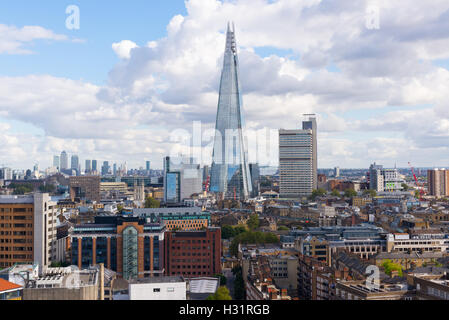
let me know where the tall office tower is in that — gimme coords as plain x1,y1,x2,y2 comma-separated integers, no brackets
102,161,110,176
53,156,60,170
71,155,79,175
249,163,260,197
279,116,317,199
210,23,252,201
60,151,68,170
0,168,13,180
164,157,203,204
85,160,92,174
369,163,384,192
334,167,340,178
302,115,318,190
0,193,58,269
92,160,98,173
428,169,449,197
113,163,117,176
146,161,151,172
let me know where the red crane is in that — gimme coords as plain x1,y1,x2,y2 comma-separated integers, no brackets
408,162,425,200
203,175,210,192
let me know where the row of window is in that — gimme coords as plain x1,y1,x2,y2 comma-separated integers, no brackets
170,271,209,276
171,247,211,251
0,224,34,228
0,208,32,213
171,252,210,257
172,264,210,269
0,216,33,220
0,231,31,236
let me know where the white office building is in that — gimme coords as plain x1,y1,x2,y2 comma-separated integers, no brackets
279,117,317,199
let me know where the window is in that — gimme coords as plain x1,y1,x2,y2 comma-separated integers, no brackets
167,287,175,292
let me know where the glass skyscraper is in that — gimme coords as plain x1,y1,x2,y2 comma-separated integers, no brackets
210,23,252,200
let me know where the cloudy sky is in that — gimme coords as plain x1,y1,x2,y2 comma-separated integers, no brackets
0,0,449,171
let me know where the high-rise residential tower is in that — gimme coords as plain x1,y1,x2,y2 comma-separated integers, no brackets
85,160,92,174
53,156,60,170
279,116,318,199
210,23,252,201
60,151,68,170
427,169,449,197
71,155,79,174
92,160,98,173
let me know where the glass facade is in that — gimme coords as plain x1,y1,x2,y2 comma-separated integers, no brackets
122,226,138,280
81,238,93,268
153,236,160,271
166,172,180,203
96,237,108,265
110,237,117,271
210,23,252,200
71,238,78,266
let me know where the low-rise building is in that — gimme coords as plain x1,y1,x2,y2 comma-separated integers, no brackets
407,271,449,300
128,276,186,300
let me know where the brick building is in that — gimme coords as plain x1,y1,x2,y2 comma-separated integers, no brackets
0,193,58,269
69,176,101,203
164,228,221,278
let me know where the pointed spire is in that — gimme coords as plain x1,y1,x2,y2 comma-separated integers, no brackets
225,21,237,55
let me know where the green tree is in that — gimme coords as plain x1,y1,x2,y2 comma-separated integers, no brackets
222,225,247,239
207,286,232,300
214,274,227,286
277,226,289,231
344,189,357,198
414,190,421,199
331,189,341,197
39,184,56,193
229,231,279,257
310,188,327,201
363,189,377,197
382,259,403,277
144,197,160,208
247,214,260,231
232,266,245,300
401,183,409,191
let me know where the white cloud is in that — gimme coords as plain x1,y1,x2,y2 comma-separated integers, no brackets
112,40,139,59
2,0,449,169
0,24,69,54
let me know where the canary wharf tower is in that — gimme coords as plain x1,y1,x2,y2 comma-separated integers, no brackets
210,23,252,200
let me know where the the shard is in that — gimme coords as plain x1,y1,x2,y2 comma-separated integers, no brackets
210,23,252,200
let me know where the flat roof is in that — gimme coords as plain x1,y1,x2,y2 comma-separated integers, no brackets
129,276,184,284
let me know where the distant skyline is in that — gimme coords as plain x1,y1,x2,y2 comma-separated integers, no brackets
1,1,449,170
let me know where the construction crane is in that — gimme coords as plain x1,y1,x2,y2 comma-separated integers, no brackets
408,162,425,200
203,175,210,192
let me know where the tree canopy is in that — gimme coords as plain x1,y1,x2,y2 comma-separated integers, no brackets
229,231,279,257
247,214,260,231
382,259,403,277
207,286,232,300
363,189,377,197
310,188,327,201
331,189,341,197
221,225,247,240
344,189,358,198
144,197,160,208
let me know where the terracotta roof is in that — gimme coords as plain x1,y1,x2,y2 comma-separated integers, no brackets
0,278,22,292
